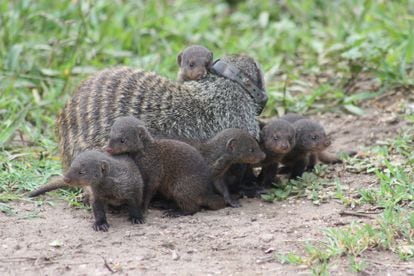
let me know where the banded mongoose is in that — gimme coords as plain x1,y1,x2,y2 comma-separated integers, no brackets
255,119,296,187
29,55,267,198
62,150,144,231
106,116,226,217
177,45,213,82
281,119,332,179
280,113,342,168
185,128,266,207
58,54,266,172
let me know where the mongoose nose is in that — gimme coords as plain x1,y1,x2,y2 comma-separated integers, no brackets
281,144,288,150
105,147,113,154
63,177,71,183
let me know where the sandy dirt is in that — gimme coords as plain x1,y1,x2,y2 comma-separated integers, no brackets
1,107,413,275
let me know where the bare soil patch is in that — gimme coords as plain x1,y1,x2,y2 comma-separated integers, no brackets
1,108,413,275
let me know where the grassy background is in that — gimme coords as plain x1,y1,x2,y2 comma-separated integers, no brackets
1,0,413,273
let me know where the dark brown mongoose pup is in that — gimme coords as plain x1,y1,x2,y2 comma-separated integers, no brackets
31,55,267,198
61,150,144,231
185,128,266,207
255,119,296,187
177,45,213,82
281,119,332,179
280,113,342,168
106,116,226,217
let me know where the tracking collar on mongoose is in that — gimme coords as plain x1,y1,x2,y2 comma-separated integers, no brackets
211,59,267,112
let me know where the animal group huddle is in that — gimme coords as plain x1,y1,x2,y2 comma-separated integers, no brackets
29,45,341,231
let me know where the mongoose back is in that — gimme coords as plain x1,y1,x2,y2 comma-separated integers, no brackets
177,45,213,82
106,116,226,217
256,119,296,187
58,54,266,171
186,128,265,207
61,150,144,231
281,119,331,179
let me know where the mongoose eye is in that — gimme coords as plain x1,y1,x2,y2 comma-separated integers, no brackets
273,136,279,141
78,170,84,175
120,138,126,144
311,135,319,140
189,62,195,68
250,148,254,153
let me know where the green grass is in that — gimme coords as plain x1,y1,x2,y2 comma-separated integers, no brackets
1,0,413,273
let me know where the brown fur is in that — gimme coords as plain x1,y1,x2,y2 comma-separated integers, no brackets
60,150,145,231
106,116,226,217
181,128,265,207
177,45,213,82
281,119,331,179
255,119,296,187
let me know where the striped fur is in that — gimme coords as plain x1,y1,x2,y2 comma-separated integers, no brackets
58,55,265,170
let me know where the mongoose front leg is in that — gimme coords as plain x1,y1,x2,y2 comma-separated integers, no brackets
92,198,110,232
214,179,241,208
289,159,307,180
259,163,279,188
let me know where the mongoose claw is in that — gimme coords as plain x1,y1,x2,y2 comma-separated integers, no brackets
130,216,145,224
93,221,110,232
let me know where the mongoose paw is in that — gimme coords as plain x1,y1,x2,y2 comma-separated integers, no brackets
227,199,242,208
130,216,145,224
93,221,110,232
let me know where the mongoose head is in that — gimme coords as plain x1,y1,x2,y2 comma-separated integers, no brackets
177,45,213,81
293,119,331,152
215,129,266,164
107,116,153,155
64,150,110,186
261,119,296,154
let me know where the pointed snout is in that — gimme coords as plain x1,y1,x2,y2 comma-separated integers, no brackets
105,147,113,154
63,177,71,184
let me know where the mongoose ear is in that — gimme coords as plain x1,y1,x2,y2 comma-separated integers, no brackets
101,160,109,175
177,52,183,66
226,138,237,153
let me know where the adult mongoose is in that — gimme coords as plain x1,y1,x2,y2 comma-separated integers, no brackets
62,150,144,231
177,45,213,82
281,119,332,179
182,128,266,207
106,116,226,217
255,119,296,187
29,54,267,197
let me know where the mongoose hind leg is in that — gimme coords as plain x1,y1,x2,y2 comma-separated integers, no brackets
127,198,145,224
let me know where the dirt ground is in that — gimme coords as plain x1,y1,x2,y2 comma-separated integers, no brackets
1,106,413,275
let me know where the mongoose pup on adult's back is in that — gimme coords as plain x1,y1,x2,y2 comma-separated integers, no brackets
62,150,144,231
190,128,265,207
255,119,296,187
106,116,226,217
281,119,331,179
177,45,213,82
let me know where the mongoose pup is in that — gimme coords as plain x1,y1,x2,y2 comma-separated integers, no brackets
280,113,342,168
62,150,144,231
177,45,213,82
191,128,266,207
32,55,267,198
255,119,296,187
106,116,226,217
281,119,331,179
